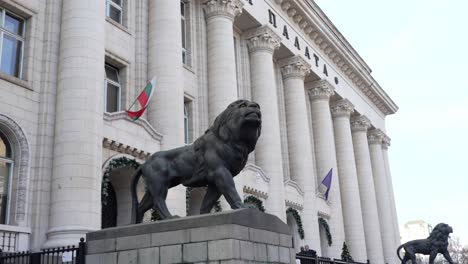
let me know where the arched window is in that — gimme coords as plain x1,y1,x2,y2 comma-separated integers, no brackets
0,131,13,224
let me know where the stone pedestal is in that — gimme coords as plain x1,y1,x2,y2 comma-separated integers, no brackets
86,209,296,264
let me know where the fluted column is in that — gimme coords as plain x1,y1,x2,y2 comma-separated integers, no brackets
382,135,401,249
308,80,345,258
350,116,384,263
204,0,243,122
45,0,105,247
279,56,320,251
368,129,396,264
147,0,186,216
246,26,286,221
331,100,367,262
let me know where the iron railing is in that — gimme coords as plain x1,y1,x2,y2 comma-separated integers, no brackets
0,238,85,264
296,254,370,264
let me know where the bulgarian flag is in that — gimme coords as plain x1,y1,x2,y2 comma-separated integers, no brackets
126,76,156,121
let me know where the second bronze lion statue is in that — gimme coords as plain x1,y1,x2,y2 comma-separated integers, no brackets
130,99,262,223
397,223,455,264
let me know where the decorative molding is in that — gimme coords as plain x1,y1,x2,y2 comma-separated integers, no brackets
102,137,151,160
308,79,334,101
279,55,311,80
243,163,271,183
0,114,30,223
271,0,398,116
331,98,354,118
284,179,304,196
245,25,281,54
350,115,371,132
243,185,268,199
103,111,163,141
203,0,243,21
285,200,303,211
367,128,384,145
382,134,391,150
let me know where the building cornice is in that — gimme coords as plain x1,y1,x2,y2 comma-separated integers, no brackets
103,111,163,141
271,0,398,116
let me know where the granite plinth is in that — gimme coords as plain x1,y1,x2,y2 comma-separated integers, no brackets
86,208,296,264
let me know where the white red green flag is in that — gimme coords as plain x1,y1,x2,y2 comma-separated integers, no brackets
126,76,156,121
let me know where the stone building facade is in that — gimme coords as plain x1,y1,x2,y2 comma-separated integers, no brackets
0,0,399,263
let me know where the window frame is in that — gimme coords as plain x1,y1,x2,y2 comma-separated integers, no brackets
0,8,25,79
0,133,14,225
184,103,190,144
105,0,123,25
181,0,188,65
104,64,122,113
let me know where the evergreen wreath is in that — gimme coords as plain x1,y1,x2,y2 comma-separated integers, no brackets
340,241,354,262
243,195,265,212
286,208,305,239
102,156,140,205
319,217,333,246
186,187,192,215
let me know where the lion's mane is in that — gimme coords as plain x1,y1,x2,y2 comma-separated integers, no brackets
191,100,261,178
428,223,452,249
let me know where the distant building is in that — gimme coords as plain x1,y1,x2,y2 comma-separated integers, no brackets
401,220,433,243
0,0,399,263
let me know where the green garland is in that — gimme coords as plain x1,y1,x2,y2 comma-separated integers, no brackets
213,200,222,212
186,187,192,215
286,208,304,239
102,156,140,205
319,217,332,246
243,195,265,212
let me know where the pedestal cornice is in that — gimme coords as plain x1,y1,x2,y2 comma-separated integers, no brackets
350,115,371,132
331,99,354,118
368,128,384,145
308,79,334,101
203,0,244,21
279,55,311,80
245,25,281,53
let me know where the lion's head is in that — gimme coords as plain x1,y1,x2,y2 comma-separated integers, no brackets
428,223,453,249
210,99,262,152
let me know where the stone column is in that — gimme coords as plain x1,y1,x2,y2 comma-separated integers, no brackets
246,26,286,221
147,0,186,216
204,0,243,122
350,116,384,263
45,0,106,248
368,129,396,264
331,99,367,262
308,80,345,258
382,135,401,249
279,56,320,252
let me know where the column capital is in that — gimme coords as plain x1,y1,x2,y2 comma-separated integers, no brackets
368,128,384,145
245,25,281,53
203,0,244,21
279,55,311,80
331,99,354,118
382,134,391,149
350,115,371,132
308,79,335,101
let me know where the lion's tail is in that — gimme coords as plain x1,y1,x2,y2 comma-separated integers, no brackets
130,167,142,225
396,244,404,262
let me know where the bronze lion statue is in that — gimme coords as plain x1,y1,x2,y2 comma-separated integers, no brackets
130,99,262,223
397,223,455,264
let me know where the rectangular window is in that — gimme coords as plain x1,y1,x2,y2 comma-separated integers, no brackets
104,64,121,113
106,0,123,24
181,1,187,65
184,101,190,144
0,9,25,78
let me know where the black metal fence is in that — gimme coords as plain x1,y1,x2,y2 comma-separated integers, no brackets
296,254,370,264
0,238,85,264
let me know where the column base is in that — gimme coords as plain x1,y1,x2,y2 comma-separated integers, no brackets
43,226,96,249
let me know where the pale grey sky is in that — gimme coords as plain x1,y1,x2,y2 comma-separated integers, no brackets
314,0,468,244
